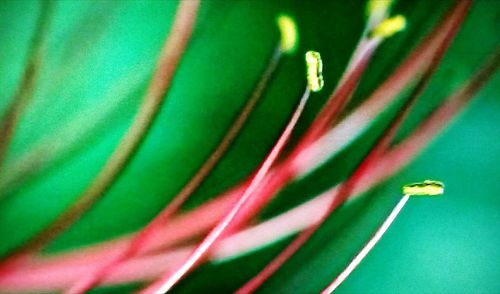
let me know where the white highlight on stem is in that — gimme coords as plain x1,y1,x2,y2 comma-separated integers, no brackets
321,195,410,294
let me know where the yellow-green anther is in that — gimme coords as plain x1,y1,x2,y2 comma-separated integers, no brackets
371,15,406,38
305,51,324,92
402,180,445,196
277,15,298,54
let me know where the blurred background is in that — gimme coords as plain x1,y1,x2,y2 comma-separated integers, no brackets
0,0,498,293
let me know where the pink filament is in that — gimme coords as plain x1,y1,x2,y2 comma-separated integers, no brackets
140,89,311,293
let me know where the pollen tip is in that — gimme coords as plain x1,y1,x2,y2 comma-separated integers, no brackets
305,51,324,92
277,14,298,54
371,15,407,38
402,180,444,196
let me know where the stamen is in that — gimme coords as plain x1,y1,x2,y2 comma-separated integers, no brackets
321,180,444,293
277,15,298,54
291,20,437,176
139,62,314,293
219,45,499,260
296,40,378,152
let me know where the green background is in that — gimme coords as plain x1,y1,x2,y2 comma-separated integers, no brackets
0,0,498,293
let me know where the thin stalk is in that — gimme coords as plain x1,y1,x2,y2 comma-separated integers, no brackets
140,88,311,294
66,45,283,294
0,0,200,269
321,195,410,294
0,1,53,172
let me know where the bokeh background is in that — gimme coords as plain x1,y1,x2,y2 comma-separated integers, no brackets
0,0,498,293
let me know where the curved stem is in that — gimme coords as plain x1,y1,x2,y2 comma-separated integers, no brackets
296,39,379,153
